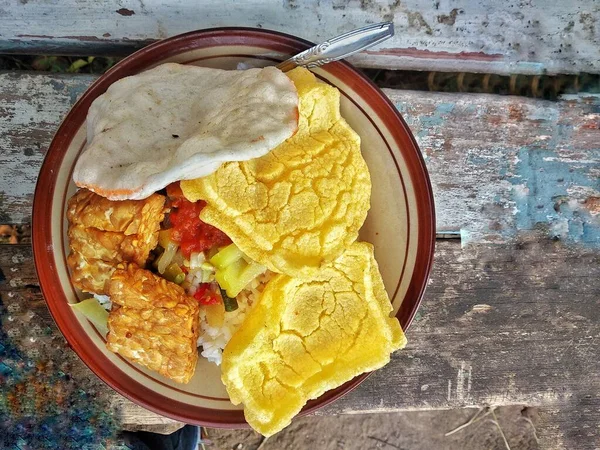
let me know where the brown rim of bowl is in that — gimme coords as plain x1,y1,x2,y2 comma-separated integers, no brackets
32,27,435,428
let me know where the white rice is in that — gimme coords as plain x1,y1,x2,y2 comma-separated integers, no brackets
193,271,274,365
196,296,251,365
95,249,274,366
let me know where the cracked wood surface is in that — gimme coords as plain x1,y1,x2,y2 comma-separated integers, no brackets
1,239,598,447
0,0,599,75
2,73,598,245
0,72,599,447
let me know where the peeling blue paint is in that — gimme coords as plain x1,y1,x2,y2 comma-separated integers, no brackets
466,154,489,165
416,102,455,139
510,146,600,247
394,101,408,115
49,76,93,105
394,93,599,248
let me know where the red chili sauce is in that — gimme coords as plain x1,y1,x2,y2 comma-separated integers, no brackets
166,183,231,259
193,283,221,305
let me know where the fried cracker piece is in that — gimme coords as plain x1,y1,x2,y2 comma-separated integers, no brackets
182,67,371,279
106,264,199,384
66,189,166,294
221,242,406,436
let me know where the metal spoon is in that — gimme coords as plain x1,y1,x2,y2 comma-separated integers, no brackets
276,22,394,72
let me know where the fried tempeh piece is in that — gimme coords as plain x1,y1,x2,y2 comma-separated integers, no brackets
106,264,200,384
66,189,166,295
68,225,149,267
67,252,115,295
67,189,165,235
109,261,196,310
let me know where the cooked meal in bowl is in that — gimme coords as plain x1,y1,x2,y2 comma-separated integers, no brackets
66,64,406,436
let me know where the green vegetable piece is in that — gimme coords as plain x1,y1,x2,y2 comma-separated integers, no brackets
219,287,239,312
71,298,109,336
210,243,244,270
157,242,178,274
158,229,173,249
163,262,185,284
215,259,266,298
215,258,245,297
239,262,267,288
67,58,90,73
200,261,214,271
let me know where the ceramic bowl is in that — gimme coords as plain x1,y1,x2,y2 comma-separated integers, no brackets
32,27,435,427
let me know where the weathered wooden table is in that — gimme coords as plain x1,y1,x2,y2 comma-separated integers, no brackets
1,2,599,449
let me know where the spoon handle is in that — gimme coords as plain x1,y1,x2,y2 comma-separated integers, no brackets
276,22,394,72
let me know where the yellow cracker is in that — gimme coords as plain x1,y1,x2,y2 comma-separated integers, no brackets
182,68,371,278
221,242,405,436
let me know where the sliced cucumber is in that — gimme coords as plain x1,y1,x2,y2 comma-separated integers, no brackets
71,298,109,336
215,259,266,298
215,258,245,297
210,243,244,270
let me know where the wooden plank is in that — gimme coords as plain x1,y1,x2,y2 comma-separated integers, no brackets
0,72,95,224
0,72,599,446
206,406,541,449
1,72,599,244
324,237,600,415
110,396,186,434
1,238,599,447
384,89,600,248
0,243,184,435
0,0,599,75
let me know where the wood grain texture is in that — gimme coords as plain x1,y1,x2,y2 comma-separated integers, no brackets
1,72,599,244
1,239,598,447
0,72,95,224
385,89,600,247
0,0,599,75
324,237,599,444
110,396,186,435
1,72,599,446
